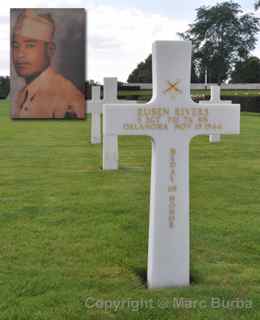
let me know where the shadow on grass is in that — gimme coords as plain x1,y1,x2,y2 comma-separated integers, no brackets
133,267,201,288
190,269,203,285
133,267,147,287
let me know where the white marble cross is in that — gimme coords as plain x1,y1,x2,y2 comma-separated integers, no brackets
199,85,232,143
87,85,102,144
87,78,117,144
103,41,240,289
87,78,137,145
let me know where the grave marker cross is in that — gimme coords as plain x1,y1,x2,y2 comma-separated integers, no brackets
87,78,137,145
88,86,102,144
103,41,240,288
87,78,118,144
200,85,232,143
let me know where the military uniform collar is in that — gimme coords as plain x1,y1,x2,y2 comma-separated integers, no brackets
23,66,54,99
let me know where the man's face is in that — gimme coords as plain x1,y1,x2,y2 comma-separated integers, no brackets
12,34,50,78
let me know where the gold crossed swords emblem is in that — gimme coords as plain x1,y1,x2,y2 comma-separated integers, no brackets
164,80,182,95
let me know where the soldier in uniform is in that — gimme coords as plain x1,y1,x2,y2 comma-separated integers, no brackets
12,10,85,119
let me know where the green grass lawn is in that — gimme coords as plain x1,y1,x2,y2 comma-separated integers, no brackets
0,100,260,319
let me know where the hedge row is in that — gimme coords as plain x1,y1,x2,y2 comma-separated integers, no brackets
2,93,260,113
120,94,260,113
197,95,260,112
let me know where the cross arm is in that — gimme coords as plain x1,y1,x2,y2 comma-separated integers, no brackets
175,102,241,139
87,100,103,113
194,103,240,136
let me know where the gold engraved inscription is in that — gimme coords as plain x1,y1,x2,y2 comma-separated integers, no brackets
123,123,168,130
123,107,170,131
122,107,223,131
173,107,222,131
168,148,177,229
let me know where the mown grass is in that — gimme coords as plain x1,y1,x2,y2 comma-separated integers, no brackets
0,100,259,319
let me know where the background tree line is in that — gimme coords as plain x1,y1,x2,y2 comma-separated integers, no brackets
127,2,260,84
0,76,10,99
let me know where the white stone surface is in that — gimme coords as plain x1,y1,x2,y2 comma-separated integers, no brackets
87,86,102,144
87,78,137,145
103,41,240,289
86,78,117,144
104,77,118,103
200,85,232,143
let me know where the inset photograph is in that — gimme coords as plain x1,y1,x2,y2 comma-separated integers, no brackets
10,8,86,119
